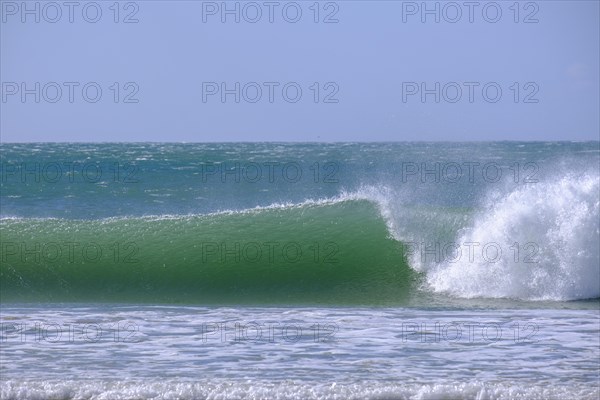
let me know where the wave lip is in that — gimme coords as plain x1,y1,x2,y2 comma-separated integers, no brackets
422,174,600,301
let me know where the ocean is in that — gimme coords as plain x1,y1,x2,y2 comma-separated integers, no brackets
0,142,599,399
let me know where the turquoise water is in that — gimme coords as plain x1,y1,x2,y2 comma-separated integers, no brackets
1,142,599,399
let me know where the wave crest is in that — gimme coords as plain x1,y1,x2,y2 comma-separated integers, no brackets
420,174,600,301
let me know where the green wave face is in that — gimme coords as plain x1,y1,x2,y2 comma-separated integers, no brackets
0,200,413,305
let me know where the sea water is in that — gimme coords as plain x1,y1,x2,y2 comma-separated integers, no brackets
1,142,599,399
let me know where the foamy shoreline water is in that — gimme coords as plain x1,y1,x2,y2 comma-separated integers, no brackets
1,306,598,399
2,379,598,400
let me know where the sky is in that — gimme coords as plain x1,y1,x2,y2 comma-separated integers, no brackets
0,0,599,142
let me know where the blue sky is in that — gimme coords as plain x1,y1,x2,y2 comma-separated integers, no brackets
1,0,598,142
